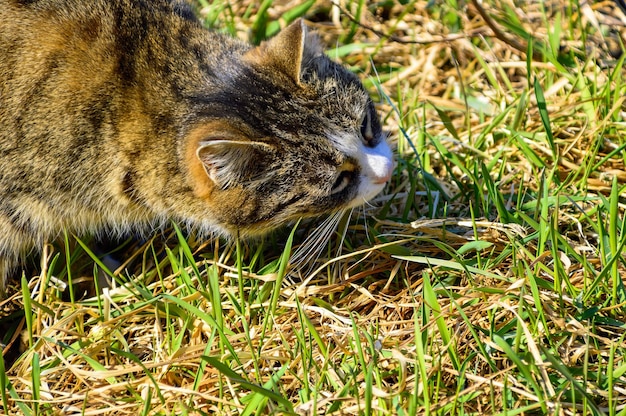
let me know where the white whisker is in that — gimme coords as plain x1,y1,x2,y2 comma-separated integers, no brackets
358,204,371,244
290,214,335,264
288,210,346,281
334,208,352,258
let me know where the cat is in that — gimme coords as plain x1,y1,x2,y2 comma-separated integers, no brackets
0,0,393,295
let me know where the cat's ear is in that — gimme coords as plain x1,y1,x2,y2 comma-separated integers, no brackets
196,139,273,189
245,19,323,84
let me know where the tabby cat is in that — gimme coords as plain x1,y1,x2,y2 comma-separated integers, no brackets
0,0,393,294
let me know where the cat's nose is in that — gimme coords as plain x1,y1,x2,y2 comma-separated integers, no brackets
373,162,393,184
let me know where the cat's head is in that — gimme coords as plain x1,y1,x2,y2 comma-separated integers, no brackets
185,19,393,237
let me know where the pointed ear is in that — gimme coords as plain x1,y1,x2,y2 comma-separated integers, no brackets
245,19,321,84
197,139,273,189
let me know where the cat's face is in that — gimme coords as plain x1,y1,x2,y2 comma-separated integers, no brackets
185,20,393,237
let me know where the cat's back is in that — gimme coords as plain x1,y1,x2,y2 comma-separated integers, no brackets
0,0,247,137
0,0,136,196
1,0,121,59
0,0,205,94
0,0,115,107
0,0,239,231
0,0,241,162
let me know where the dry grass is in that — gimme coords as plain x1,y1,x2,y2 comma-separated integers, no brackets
2,0,626,414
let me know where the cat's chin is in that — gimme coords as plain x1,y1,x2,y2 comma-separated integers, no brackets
346,182,387,209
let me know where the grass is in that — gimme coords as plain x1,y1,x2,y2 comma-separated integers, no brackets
2,0,626,414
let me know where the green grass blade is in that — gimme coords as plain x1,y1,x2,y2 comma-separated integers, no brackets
201,356,293,411
533,77,557,158
30,352,40,414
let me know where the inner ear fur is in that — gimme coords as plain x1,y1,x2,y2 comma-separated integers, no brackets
197,139,273,189
184,122,274,195
244,19,323,85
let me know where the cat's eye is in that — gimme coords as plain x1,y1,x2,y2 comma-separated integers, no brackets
331,170,351,195
360,108,375,146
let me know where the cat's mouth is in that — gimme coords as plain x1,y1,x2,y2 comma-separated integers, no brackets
352,158,393,207
348,182,387,209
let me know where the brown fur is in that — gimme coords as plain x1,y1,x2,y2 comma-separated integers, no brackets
0,0,393,293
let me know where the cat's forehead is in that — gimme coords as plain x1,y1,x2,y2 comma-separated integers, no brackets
270,59,376,153
303,58,370,105
191,52,374,155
